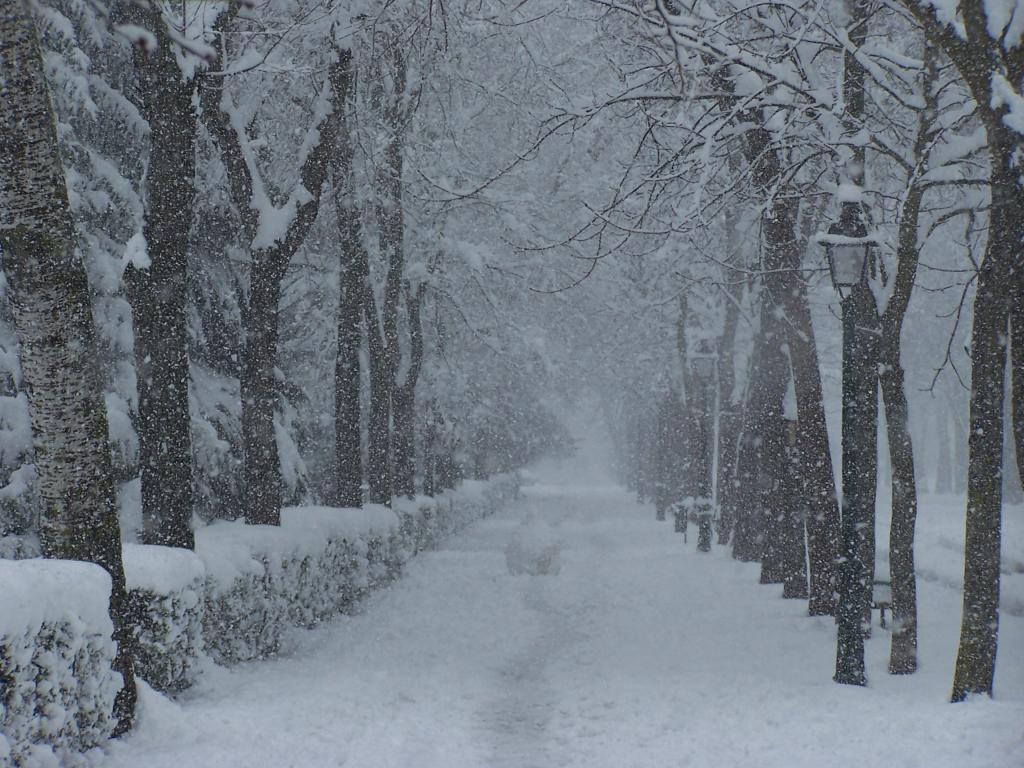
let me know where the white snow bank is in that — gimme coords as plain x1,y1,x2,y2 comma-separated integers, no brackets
123,543,205,594
0,559,122,764
0,558,112,637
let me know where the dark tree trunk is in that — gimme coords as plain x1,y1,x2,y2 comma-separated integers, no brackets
334,255,364,508
759,411,787,585
782,280,840,616
951,128,1021,701
240,260,284,525
834,282,880,686
365,309,393,505
951,263,1009,701
781,421,809,599
877,46,935,671
393,285,425,499
126,15,197,548
329,50,363,509
732,339,768,562
735,100,838,611
0,0,136,729
714,274,744,545
362,40,409,508
1012,285,1024,490
880,351,918,673
392,386,416,498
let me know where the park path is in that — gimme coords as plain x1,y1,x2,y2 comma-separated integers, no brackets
98,454,1024,768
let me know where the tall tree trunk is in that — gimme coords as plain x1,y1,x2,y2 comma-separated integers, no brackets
736,97,839,611
951,126,1022,700
125,13,197,548
334,245,364,509
0,0,136,729
780,277,840,615
781,420,809,598
880,352,918,672
392,387,416,498
732,338,767,562
364,288,392,506
363,39,408,507
392,285,425,499
240,259,284,525
714,276,744,545
330,50,364,509
877,42,936,672
757,197,803,586
1012,284,1024,488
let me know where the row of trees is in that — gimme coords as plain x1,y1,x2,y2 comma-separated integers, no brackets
538,0,1020,701
1,0,572,733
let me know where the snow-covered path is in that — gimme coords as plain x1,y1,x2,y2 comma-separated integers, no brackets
99,459,1024,768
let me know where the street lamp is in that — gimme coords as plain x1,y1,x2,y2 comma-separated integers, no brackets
821,200,880,687
688,340,719,553
824,201,872,295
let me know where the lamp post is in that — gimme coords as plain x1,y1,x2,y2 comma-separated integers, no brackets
689,342,719,553
822,200,879,687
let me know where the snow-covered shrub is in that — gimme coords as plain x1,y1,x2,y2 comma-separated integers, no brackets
195,505,403,664
505,510,562,576
0,560,122,765
122,545,206,694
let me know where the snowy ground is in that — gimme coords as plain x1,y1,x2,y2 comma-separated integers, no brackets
96,458,1024,768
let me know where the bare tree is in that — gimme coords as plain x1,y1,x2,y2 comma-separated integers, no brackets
897,0,1024,701
200,9,350,525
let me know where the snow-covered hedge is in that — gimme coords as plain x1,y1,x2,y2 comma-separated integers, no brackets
197,505,402,665
0,560,122,766
123,545,206,694
0,474,520,759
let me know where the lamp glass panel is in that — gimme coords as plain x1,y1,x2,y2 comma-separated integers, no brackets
830,243,867,286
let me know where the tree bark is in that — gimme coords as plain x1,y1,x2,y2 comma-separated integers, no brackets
125,11,198,548
735,97,839,612
714,275,744,545
393,285,425,499
240,259,284,525
329,50,364,509
363,40,409,507
1012,283,1024,490
0,0,136,730
951,126,1021,700
876,40,937,673
364,287,393,506
781,421,809,598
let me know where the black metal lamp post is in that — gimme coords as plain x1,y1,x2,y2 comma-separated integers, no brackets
689,343,718,553
823,200,879,687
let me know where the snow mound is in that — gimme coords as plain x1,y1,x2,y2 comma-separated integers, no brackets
505,513,562,576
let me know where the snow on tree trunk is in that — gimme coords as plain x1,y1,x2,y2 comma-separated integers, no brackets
0,0,136,730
